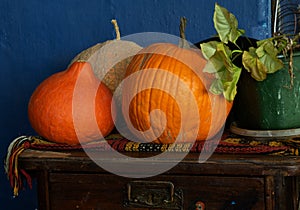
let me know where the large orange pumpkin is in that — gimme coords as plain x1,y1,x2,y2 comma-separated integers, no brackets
122,43,232,144
28,61,115,145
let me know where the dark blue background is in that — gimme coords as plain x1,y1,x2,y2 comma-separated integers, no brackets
0,0,271,209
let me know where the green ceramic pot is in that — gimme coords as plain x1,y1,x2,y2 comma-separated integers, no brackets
233,51,300,130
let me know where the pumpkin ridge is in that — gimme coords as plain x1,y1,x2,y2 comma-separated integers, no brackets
140,50,178,141
158,56,180,141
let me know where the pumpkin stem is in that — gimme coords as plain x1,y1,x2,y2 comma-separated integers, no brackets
179,17,189,48
111,19,121,40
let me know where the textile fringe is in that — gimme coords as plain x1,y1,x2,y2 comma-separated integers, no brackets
5,136,33,196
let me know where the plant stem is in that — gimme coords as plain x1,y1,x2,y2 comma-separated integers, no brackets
288,48,294,88
111,19,121,40
179,17,189,48
232,49,243,54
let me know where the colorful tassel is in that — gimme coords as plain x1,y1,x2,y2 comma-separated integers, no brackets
5,136,33,196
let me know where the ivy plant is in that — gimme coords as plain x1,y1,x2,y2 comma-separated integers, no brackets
200,3,300,102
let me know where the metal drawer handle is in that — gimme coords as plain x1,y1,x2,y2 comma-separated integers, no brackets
124,180,183,209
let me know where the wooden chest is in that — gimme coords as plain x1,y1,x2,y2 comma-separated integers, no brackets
19,150,300,210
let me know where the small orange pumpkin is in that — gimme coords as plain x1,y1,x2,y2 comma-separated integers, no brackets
28,61,115,145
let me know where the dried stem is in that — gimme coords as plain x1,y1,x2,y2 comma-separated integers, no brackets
288,48,294,88
111,19,121,40
179,17,189,48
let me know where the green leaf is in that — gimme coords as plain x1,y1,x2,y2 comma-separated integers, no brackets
213,3,245,44
200,41,218,59
210,43,231,69
258,54,283,74
242,49,267,81
206,51,242,101
223,66,242,101
201,42,231,73
203,60,218,74
201,40,242,101
256,40,283,73
256,39,278,57
213,63,241,101
209,49,229,72
209,79,224,95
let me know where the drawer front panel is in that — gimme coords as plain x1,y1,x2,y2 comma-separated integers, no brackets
48,173,264,210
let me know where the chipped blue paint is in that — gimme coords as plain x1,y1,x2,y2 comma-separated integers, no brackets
252,0,272,39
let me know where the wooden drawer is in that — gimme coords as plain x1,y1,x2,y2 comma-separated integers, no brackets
48,173,265,210
20,150,300,209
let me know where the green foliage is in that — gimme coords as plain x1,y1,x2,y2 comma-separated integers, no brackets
213,3,244,44
200,3,298,101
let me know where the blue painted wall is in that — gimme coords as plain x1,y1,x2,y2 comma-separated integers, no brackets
0,0,271,209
